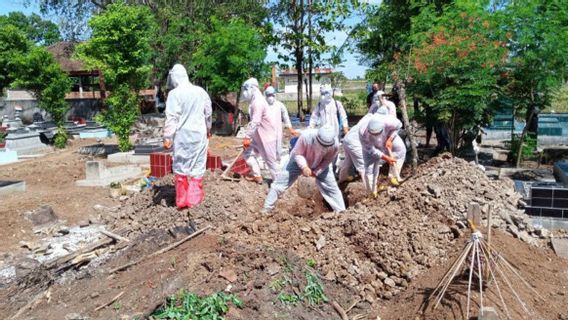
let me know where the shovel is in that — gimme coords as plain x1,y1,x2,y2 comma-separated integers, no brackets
221,149,244,181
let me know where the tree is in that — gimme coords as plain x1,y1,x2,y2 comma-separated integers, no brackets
191,17,267,96
0,25,30,94
270,0,362,118
76,2,156,151
12,46,72,147
0,12,61,45
404,2,507,153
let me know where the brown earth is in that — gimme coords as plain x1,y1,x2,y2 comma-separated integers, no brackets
0,136,567,320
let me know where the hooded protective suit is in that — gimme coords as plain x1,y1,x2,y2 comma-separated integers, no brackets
309,87,348,136
338,114,373,183
265,86,293,157
368,91,397,116
164,64,212,178
263,128,345,212
163,64,212,209
243,79,282,179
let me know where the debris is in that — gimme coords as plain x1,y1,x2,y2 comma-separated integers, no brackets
100,230,130,243
331,301,349,320
551,239,568,259
108,226,211,274
219,269,238,283
94,291,124,312
24,205,58,226
315,235,326,251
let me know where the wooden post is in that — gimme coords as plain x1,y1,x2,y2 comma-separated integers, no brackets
397,82,418,174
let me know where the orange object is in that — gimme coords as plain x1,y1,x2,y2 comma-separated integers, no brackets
385,136,394,150
242,137,251,149
163,139,172,150
381,154,397,165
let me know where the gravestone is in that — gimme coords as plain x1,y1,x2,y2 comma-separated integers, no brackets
76,160,142,187
4,127,51,155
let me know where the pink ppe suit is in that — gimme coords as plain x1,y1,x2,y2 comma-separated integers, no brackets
338,114,373,183
244,89,282,179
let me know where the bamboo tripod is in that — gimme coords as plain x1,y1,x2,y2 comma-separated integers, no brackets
426,204,543,319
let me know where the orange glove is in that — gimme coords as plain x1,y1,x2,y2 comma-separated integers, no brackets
163,138,172,150
385,136,394,151
302,167,312,177
289,128,299,136
207,130,212,139
342,127,349,135
243,137,251,149
381,154,397,165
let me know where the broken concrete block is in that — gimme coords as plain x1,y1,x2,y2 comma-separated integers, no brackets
478,306,498,320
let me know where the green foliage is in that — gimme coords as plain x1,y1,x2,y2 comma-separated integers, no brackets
394,2,507,152
0,131,6,143
191,17,267,96
95,85,139,151
550,86,568,113
152,290,243,320
507,133,537,163
303,272,328,305
13,46,72,127
0,12,61,45
498,0,568,121
0,24,30,94
306,258,316,268
53,127,68,149
77,3,156,152
335,93,366,115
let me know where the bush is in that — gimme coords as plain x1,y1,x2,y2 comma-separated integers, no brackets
506,133,537,162
53,127,68,149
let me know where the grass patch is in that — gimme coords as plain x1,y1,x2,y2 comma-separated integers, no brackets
151,290,242,320
269,258,329,306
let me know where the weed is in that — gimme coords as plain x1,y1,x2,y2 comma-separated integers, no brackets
112,302,121,311
170,256,176,269
152,290,242,320
303,272,328,305
277,292,302,305
306,258,316,268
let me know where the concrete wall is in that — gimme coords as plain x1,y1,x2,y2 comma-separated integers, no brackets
1,91,101,124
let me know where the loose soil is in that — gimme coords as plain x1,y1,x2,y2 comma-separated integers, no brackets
0,136,567,320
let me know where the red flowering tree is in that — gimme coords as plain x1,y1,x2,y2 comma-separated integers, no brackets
405,2,508,152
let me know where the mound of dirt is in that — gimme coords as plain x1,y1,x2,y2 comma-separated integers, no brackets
100,154,542,305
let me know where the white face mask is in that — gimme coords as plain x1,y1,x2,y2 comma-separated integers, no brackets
266,96,275,105
321,92,331,104
242,86,254,101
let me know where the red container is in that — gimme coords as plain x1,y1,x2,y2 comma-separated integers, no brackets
231,157,250,176
150,152,173,177
206,153,223,172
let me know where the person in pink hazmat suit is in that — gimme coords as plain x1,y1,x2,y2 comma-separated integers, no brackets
241,78,282,184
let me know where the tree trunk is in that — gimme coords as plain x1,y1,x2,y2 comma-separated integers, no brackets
296,50,304,121
516,108,536,168
397,82,418,174
307,0,313,113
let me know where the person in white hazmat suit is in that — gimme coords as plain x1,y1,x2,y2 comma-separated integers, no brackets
359,115,398,198
163,64,212,209
374,108,406,186
368,90,397,116
262,126,346,213
309,85,349,137
241,78,282,183
337,113,374,184
264,86,299,157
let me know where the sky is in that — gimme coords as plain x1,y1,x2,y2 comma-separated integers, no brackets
1,0,376,79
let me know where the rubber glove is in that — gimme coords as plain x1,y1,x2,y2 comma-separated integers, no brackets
385,135,394,150
342,127,349,135
302,166,312,177
289,127,299,136
243,137,251,149
163,138,172,150
381,154,397,165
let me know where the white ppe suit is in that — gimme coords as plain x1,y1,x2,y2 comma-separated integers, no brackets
163,64,212,178
309,98,348,136
338,114,374,183
263,129,345,212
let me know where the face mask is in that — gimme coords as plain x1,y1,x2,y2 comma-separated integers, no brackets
266,96,275,105
321,93,331,104
242,86,254,101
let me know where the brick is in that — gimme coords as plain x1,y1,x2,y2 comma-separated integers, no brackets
150,152,172,177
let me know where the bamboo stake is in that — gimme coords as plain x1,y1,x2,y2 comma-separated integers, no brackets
331,301,349,320
434,242,474,309
94,291,124,311
475,241,484,317
465,240,477,320
478,241,512,319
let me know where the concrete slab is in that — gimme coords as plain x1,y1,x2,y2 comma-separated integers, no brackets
0,150,18,165
76,161,143,187
4,131,51,155
107,151,150,165
79,129,112,139
0,180,26,195
478,306,499,320
551,238,568,259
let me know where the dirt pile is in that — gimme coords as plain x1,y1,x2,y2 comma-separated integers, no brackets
100,154,542,304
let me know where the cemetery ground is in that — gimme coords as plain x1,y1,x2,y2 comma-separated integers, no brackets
0,136,567,320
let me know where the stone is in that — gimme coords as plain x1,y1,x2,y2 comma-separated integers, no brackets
376,271,388,280
315,235,326,251
266,263,281,276
384,277,396,288
478,306,498,320
427,184,442,198
383,291,393,300
65,312,88,320
24,206,58,226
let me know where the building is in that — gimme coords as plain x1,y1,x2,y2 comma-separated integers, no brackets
278,68,335,94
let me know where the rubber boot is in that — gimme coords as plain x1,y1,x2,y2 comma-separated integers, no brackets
175,175,189,209
187,177,204,207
